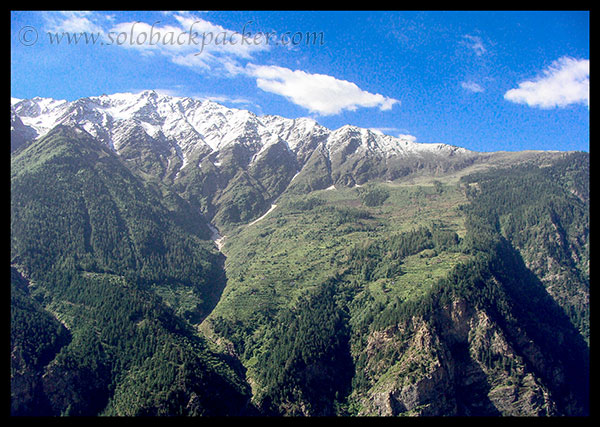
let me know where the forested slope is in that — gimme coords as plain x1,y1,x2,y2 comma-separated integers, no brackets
10,126,253,415
207,152,589,416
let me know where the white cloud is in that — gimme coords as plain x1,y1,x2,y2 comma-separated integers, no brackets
147,86,259,109
369,127,396,135
44,11,105,34
246,64,399,116
111,13,270,74
369,127,417,141
396,133,418,142
200,95,255,105
44,11,267,73
108,21,187,55
171,12,267,59
107,15,267,59
171,51,214,70
39,12,399,117
504,56,589,109
462,34,486,56
461,81,484,93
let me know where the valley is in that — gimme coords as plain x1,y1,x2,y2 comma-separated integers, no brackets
10,92,589,416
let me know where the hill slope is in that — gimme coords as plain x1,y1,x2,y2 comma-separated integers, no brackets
10,94,589,417
206,153,589,416
11,126,253,415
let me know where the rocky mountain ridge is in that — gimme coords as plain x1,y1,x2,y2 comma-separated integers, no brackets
11,90,471,165
11,91,483,233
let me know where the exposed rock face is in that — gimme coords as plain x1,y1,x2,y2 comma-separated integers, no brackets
357,297,562,416
11,92,480,231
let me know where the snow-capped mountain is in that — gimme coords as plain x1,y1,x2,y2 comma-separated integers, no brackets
11,90,471,171
11,90,478,228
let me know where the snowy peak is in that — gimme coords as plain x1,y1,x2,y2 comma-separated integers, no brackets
12,91,474,177
324,123,469,159
12,91,482,231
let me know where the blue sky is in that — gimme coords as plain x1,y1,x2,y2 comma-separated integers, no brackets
11,10,589,152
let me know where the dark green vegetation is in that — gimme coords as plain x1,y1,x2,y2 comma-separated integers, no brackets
11,127,251,416
11,125,588,416
207,152,589,416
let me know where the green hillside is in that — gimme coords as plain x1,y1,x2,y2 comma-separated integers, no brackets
205,153,589,415
10,125,589,416
10,126,252,416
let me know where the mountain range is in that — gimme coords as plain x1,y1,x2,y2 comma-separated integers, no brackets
10,91,589,416
11,90,470,164
11,90,558,232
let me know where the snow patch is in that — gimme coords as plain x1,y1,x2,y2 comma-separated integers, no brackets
207,223,226,251
247,204,277,227
290,170,301,183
